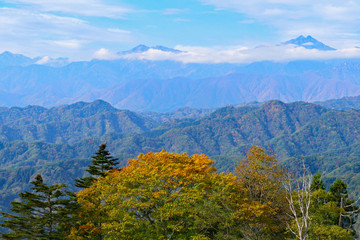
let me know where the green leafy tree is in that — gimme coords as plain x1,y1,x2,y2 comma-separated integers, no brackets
0,174,77,239
75,143,119,188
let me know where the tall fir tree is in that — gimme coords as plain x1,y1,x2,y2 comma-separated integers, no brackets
75,143,119,188
311,172,325,191
0,174,77,239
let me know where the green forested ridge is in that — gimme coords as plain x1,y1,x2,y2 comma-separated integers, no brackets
0,99,157,143
1,98,360,214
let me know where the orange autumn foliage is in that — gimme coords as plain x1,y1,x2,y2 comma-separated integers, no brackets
70,151,245,239
70,149,289,239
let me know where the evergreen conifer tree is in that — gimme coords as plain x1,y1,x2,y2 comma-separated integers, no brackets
75,143,119,188
0,174,77,239
311,172,325,191
330,179,359,230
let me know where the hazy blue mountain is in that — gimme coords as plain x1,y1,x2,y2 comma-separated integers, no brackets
0,58,241,107
2,58,360,111
284,35,336,51
34,56,70,67
317,95,360,110
118,44,183,55
239,60,334,75
0,51,36,66
1,40,360,111
89,63,360,111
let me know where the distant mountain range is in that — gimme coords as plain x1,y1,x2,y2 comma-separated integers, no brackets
316,95,360,110
0,35,358,111
0,51,69,67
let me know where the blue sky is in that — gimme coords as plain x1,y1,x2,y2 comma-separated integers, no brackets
1,0,360,62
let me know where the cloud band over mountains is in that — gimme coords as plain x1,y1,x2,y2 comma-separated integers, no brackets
96,43,360,64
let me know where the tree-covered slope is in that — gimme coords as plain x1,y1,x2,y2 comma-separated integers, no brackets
1,99,360,212
1,99,359,161
0,100,157,144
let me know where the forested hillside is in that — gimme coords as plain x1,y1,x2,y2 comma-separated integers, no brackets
1,98,360,213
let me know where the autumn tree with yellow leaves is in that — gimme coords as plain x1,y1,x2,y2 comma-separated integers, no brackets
69,151,246,239
234,145,290,240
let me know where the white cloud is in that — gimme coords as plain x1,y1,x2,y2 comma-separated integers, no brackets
53,40,82,49
3,0,132,18
35,56,50,64
93,48,119,60
199,0,360,48
117,44,360,64
0,7,133,60
108,28,131,34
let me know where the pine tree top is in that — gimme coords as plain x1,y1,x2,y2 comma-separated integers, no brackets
75,144,119,189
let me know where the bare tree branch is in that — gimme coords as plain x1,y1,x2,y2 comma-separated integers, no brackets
285,162,312,240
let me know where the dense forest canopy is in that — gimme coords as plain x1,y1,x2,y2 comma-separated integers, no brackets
1,146,358,239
